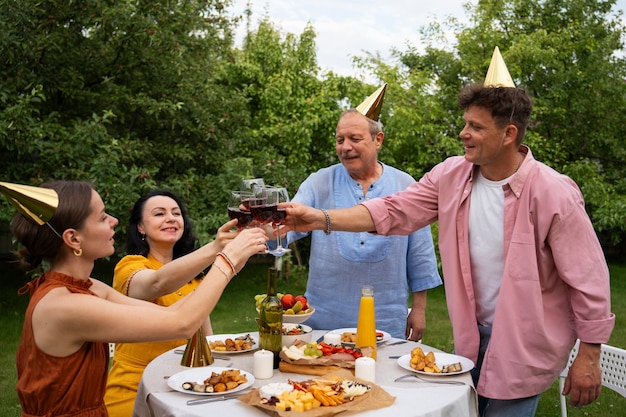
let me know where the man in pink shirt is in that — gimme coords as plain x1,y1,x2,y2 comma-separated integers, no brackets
281,48,614,416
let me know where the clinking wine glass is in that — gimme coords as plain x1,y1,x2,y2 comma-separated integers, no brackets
241,178,265,194
266,187,291,256
249,186,274,225
227,191,254,230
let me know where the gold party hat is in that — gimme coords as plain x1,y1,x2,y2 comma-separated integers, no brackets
356,83,387,120
180,327,214,367
0,181,58,225
484,46,515,88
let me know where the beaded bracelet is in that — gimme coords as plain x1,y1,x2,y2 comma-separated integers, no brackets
321,209,332,235
216,252,236,275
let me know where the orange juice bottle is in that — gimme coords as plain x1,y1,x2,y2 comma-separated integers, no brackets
355,285,377,359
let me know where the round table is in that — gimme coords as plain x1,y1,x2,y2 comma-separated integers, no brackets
133,330,478,417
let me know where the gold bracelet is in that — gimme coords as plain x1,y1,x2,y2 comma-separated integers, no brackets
212,260,232,282
321,209,332,235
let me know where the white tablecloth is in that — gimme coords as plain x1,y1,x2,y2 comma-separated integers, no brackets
134,330,478,417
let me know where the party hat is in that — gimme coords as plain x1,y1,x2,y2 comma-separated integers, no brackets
180,327,214,367
0,181,58,225
356,83,387,120
484,46,515,88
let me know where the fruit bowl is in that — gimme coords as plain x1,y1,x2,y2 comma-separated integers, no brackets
282,323,313,347
282,307,315,324
256,306,315,324
254,293,314,324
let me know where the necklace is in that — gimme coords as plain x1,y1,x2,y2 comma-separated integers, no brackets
513,152,522,174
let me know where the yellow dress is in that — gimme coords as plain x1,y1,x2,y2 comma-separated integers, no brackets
104,254,202,417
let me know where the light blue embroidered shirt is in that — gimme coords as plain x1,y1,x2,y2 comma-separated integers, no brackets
287,163,441,338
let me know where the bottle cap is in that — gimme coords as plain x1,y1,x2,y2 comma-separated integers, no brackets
362,285,374,297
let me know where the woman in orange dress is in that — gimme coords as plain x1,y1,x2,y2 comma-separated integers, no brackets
8,181,267,416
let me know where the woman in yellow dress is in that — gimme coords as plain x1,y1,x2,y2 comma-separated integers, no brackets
105,190,237,416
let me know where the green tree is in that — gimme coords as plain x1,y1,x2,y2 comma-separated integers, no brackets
386,0,626,247
231,17,345,194
0,0,248,243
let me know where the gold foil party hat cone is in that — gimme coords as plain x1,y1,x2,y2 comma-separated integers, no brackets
484,46,515,88
180,327,214,367
356,83,387,120
0,182,58,225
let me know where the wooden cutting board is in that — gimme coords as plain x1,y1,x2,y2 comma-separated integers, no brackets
279,361,355,376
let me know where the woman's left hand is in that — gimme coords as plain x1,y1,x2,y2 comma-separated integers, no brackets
214,219,239,251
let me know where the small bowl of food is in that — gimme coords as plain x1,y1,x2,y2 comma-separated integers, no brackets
282,306,315,324
281,323,313,347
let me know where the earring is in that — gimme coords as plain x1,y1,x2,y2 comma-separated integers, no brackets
141,234,146,241
73,248,83,257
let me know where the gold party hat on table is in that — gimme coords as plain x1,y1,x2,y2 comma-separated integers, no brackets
356,83,387,120
0,182,58,225
484,46,515,88
180,327,214,367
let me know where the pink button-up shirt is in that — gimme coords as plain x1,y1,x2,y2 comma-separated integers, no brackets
363,146,615,399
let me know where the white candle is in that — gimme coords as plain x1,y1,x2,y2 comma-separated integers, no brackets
323,332,342,345
355,356,376,382
253,349,274,379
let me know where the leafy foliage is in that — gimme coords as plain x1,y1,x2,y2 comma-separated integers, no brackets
1,0,626,255
390,0,626,247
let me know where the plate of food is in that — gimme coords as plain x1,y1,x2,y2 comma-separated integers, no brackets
397,350,474,376
326,328,391,347
206,333,257,353
167,367,255,396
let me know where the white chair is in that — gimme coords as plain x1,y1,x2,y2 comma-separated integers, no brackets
559,339,626,417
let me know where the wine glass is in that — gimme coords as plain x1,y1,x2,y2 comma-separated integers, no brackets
249,186,273,225
266,187,291,256
240,178,265,194
227,191,254,230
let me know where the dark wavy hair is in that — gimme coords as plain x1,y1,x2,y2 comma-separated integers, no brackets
458,84,533,145
126,190,198,258
11,181,94,271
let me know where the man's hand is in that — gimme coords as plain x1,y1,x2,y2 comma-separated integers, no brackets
405,290,427,341
280,202,325,233
406,309,426,341
562,342,602,407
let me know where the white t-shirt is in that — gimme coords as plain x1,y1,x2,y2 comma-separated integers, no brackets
468,170,511,326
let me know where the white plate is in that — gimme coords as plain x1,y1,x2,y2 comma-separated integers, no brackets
397,352,474,376
206,333,258,354
326,328,391,346
167,367,255,396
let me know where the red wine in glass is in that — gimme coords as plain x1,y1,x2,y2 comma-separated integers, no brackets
228,207,254,229
272,208,287,224
251,203,277,223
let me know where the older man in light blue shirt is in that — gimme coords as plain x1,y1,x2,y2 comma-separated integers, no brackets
286,95,441,340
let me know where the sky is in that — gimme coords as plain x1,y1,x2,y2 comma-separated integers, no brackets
228,0,626,79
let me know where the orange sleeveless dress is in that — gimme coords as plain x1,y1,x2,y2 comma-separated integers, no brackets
16,271,109,417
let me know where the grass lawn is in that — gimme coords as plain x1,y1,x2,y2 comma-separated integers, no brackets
0,257,624,416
